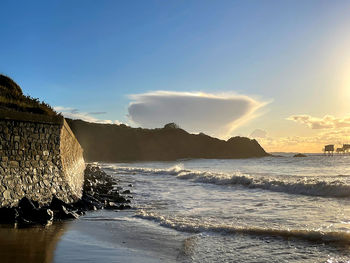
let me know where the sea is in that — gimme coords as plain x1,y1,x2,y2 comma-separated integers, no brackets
2,154,350,262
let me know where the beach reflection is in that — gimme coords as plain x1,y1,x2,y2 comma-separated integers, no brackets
0,222,69,263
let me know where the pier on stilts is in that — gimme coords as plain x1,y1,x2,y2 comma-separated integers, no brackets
323,145,334,156
324,144,350,156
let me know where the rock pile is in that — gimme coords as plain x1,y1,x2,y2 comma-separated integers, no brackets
75,164,132,211
0,164,132,225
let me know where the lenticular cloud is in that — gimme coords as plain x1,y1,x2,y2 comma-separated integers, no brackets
128,91,266,138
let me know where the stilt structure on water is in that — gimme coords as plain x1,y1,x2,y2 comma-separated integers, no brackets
343,144,350,153
324,144,350,156
334,144,350,155
323,144,334,156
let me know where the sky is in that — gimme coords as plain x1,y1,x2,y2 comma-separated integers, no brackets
1,0,350,153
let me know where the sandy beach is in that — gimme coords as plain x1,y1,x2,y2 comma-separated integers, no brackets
0,209,189,263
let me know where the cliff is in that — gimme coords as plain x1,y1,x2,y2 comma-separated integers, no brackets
66,119,269,162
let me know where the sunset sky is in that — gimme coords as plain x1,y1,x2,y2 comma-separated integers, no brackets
1,0,350,153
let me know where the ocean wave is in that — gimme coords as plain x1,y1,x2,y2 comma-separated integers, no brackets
106,165,350,198
135,210,350,244
103,164,184,176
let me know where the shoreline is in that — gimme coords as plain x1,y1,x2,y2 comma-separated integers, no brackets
55,210,189,263
0,163,190,262
1,158,350,262
0,164,132,225
0,209,189,263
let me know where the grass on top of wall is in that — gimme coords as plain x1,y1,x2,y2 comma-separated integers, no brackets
0,74,58,116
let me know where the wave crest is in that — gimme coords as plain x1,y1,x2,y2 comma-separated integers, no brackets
135,210,350,244
106,165,350,198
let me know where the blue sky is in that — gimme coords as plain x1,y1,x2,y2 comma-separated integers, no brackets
2,0,350,152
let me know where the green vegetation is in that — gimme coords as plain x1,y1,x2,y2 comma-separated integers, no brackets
163,122,180,129
0,74,58,116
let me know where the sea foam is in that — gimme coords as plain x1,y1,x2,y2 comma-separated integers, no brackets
106,165,350,198
135,210,350,244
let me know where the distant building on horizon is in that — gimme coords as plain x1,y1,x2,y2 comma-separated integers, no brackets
325,144,350,155
323,144,334,155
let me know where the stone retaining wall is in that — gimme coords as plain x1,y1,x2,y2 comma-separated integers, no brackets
0,113,85,207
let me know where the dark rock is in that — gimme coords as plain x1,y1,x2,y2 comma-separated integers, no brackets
105,202,120,210
115,204,131,210
80,194,104,210
49,197,81,220
34,208,54,223
0,164,132,225
293,153,307,157
82,164,133,209
17,197,53,224
72,199,91,211
50,196,74,211
0,207,19,223
18,197,38,213
60,206,79,219
0,201,53,225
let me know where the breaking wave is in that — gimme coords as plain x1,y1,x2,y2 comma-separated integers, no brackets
105,165,350,198
135,210,350,244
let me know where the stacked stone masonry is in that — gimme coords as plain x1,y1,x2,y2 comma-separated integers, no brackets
0,116,85,207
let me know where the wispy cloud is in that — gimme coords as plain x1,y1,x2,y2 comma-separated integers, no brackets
88,111,107,115
250,129,267,138
54,106,122,125
287,114,350,129
128,91,268,138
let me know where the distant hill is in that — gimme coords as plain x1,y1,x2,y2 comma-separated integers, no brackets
66,119,269,161
0,74,57,116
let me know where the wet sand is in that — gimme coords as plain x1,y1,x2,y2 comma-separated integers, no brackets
0,210,190,263
0,222,67,263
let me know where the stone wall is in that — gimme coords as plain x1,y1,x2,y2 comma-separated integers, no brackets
59,120,85,200
0,112,85,207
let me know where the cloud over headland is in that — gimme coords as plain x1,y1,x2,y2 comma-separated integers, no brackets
128,91,267,137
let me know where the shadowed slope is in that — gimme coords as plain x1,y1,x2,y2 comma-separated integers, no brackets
66,119,269,161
